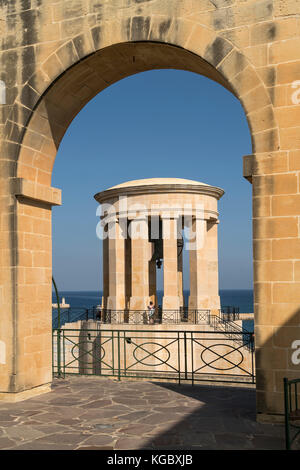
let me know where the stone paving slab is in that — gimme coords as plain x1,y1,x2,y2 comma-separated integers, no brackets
0,376,289,450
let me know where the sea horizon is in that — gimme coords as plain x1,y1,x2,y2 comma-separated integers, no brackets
52,289,254,313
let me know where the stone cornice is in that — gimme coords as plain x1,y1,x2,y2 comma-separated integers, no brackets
13,178,62,206
94,183,224,203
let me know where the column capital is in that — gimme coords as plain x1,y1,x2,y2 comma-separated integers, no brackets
102,216,128,231
193,213,207,220
160,213,180,220
127,213,148,221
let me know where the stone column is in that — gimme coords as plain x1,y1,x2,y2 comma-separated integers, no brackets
0,180,61,402
188,217,209,312
102,232,109,309
188,216,220,315
162,217,180,321
206,220,221,314
129,216,151,313
107,218,126,323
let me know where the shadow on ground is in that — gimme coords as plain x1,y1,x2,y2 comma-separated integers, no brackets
142,381,284,450
0,376,285,450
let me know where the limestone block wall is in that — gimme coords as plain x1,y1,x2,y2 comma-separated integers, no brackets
0,0,299,418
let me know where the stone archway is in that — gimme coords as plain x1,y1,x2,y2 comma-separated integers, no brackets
0,1,299,422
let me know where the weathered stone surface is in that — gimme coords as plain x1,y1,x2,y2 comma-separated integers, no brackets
0,0,299,422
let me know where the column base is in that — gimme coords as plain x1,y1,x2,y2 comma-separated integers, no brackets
107,296,126,309
162,296,180,323
188,295,220,310
129,297,149,310
162,296,180,310
0,383,52,403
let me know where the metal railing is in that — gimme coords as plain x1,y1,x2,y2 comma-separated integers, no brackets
52,307,91,328
52,327,255,385
220,306,240,321
53,307,211,327
208,313,254,352
284,377,300,450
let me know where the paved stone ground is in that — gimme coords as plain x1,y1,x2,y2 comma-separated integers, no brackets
0,376,287,450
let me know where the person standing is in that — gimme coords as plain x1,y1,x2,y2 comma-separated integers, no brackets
147,301,155,324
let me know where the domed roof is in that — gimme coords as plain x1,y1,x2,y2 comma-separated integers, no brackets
108,178,209,190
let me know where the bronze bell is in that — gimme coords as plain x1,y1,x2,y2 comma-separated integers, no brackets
149,218,184,269
152,238,164,269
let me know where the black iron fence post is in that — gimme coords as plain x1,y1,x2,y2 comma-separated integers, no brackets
184,332,188,381
52,276,62,378
284,378,291,450
54,327,256,385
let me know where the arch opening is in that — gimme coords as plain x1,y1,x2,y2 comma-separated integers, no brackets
50,65,253,332
16,40,258,185
10,38,272,409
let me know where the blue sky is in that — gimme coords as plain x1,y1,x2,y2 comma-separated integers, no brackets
52,69,253,291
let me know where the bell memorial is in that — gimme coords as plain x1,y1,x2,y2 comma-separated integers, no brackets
94,178,224,322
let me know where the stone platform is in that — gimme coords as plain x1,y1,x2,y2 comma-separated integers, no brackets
0,376,286,450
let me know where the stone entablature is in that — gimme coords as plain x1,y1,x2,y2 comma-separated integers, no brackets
95,178,223,221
